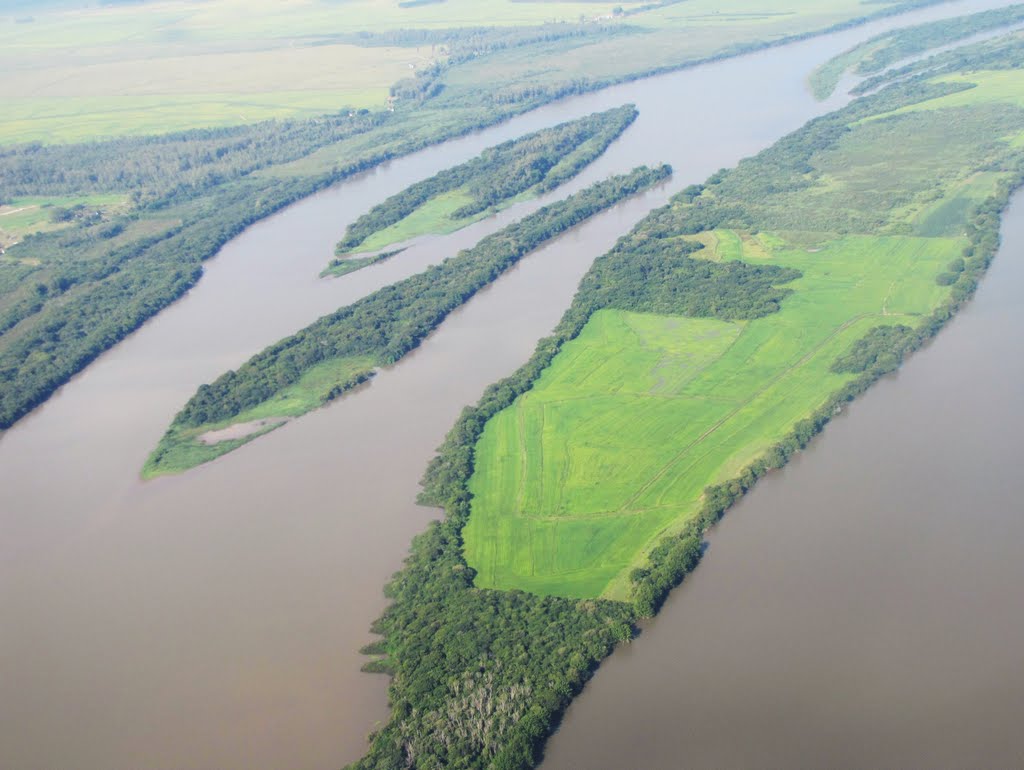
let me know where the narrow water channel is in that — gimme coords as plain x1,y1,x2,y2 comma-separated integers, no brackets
0,1,1016,768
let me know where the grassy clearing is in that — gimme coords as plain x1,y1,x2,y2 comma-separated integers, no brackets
342,189,531,255
143,354,376,478
348,190,483,254
0,194,127,248
881,69,1024,116
465,231,961,598
0,43,423,144
0,0,643,143
914,171,1003,237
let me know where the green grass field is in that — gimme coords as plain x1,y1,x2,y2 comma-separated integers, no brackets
465,231,961,599
0,194,127,248
0,0,645,143
884,69,1024,114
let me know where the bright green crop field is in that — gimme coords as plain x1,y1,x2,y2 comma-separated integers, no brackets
465,230,962,599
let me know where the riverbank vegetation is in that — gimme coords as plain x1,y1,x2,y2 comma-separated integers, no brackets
143,165,669,477
322,248,405,279
332,105,636,261
351,37,1024,769
810,4,1024,99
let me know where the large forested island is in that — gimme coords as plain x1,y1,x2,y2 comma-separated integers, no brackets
4,2,1024,770
351,30,1024,768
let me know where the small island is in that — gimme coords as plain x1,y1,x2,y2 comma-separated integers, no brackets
322,105,638,276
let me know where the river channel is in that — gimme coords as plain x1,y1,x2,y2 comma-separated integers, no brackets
0,1,1017,768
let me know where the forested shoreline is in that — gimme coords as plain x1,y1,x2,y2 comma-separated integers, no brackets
0,109,498,430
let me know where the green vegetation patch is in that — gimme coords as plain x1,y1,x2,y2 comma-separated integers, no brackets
345,191,480,255
334,105,638,258
0,194,127,249
143,354,377,478
876,69,1024,118
810,4,1024,100
465,231,961,599
321,248,406,279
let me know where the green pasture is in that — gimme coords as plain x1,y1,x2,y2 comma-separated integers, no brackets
0,0,641,143
0,90,395,146
464,230,962,599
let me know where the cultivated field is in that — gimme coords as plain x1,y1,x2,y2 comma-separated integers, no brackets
465,232,962,598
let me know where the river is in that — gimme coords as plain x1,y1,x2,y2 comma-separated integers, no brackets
0,1,1017,768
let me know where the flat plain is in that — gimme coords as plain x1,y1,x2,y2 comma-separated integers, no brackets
2,0,934,143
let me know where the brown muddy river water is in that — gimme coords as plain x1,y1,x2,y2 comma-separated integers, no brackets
0,2,1019,768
